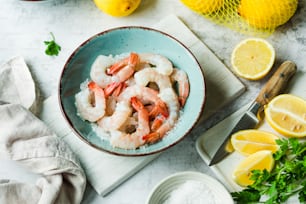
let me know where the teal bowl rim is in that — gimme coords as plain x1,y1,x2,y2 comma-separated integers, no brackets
58,26,206,156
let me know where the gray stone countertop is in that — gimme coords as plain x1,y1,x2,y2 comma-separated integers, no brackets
1,0,305,203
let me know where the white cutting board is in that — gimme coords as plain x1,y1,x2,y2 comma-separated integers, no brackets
40,15,245,197
196,70,306,193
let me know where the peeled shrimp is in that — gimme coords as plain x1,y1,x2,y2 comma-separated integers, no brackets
75,52,189,149
75,81,106,122
143,88,179,144
134,68,172,91
170,68,190,107
97,101,132,131
110,97,150,149
139,53,173,76
107,52,139,75
118,85,168,118
90,53,139,88
90,55,116,88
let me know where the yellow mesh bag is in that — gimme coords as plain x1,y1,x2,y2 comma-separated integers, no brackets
181,0,298,37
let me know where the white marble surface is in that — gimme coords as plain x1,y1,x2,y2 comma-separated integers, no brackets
1,0,306,203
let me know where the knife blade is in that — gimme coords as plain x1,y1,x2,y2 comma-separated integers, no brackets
209,61,297,166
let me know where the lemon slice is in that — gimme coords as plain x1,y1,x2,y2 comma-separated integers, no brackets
233,150,274,186
93,0,141,17
231,38,275,80
265,94,306,138
231,130,279,156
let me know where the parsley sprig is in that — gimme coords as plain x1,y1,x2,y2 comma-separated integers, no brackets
231,138,306,204
44,32,61,56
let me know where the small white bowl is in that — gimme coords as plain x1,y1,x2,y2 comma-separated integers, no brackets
146,171,234,204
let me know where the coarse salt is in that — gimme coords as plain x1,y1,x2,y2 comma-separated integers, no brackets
164,180,215,204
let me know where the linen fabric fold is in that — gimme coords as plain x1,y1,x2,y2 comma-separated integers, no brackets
0,57,86,204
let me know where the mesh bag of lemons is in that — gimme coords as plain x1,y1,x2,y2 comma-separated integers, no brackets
180,0,298,36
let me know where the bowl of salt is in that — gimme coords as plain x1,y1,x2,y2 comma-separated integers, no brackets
146,171,233,204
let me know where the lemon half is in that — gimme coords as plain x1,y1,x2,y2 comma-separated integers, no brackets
231,38,275,80
265,94,306,138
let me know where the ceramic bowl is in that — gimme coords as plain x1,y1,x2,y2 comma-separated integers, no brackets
59,26,206,156
146,171,234,204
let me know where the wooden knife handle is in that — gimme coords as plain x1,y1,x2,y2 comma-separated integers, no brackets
255,61,297,106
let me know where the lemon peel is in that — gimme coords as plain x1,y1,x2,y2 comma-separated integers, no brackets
238,0,298,29
180,0,224,14
93,0,141,17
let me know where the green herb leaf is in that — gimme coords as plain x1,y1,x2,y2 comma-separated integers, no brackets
232,138,306,203
44,32,61,56
231,188,261,203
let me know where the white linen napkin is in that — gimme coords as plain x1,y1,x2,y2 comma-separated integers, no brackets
0,56,38,114
0,57,86,204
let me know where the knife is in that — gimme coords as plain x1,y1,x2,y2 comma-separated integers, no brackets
209,61,297,166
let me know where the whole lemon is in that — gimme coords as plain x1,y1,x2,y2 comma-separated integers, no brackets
93,0,141,17
238,0,298,29
180,0,224,14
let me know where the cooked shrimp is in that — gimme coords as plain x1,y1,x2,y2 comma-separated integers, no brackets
90,55,116,88
90,53,139,88
105,95,117,116
110,97,150,149
97,101,132,131
75,81,106,122
119,116,138,133
170,68,190,107
104,82,127,97
118,85,168,117
151,114,167,131
143,88,179,144
135,61,152,72
139,53,173,76
107,52,139,73
134,68,172,91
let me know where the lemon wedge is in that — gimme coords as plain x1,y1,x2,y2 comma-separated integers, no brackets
231,38,275,80
233,150,274,186
265,94,306,138
231,130,279,156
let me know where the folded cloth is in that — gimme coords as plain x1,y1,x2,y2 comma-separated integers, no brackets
0,56,39,114
0,57,86,204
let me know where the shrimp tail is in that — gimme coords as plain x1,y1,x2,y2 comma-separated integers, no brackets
151,115,166,131
142,132,161,144
88,81,102,91
149,101,169,118
178,80,189,107
130,96,145,111
104,82,126,97
179,97,187,107
107,52,140,75
113,82,127,97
